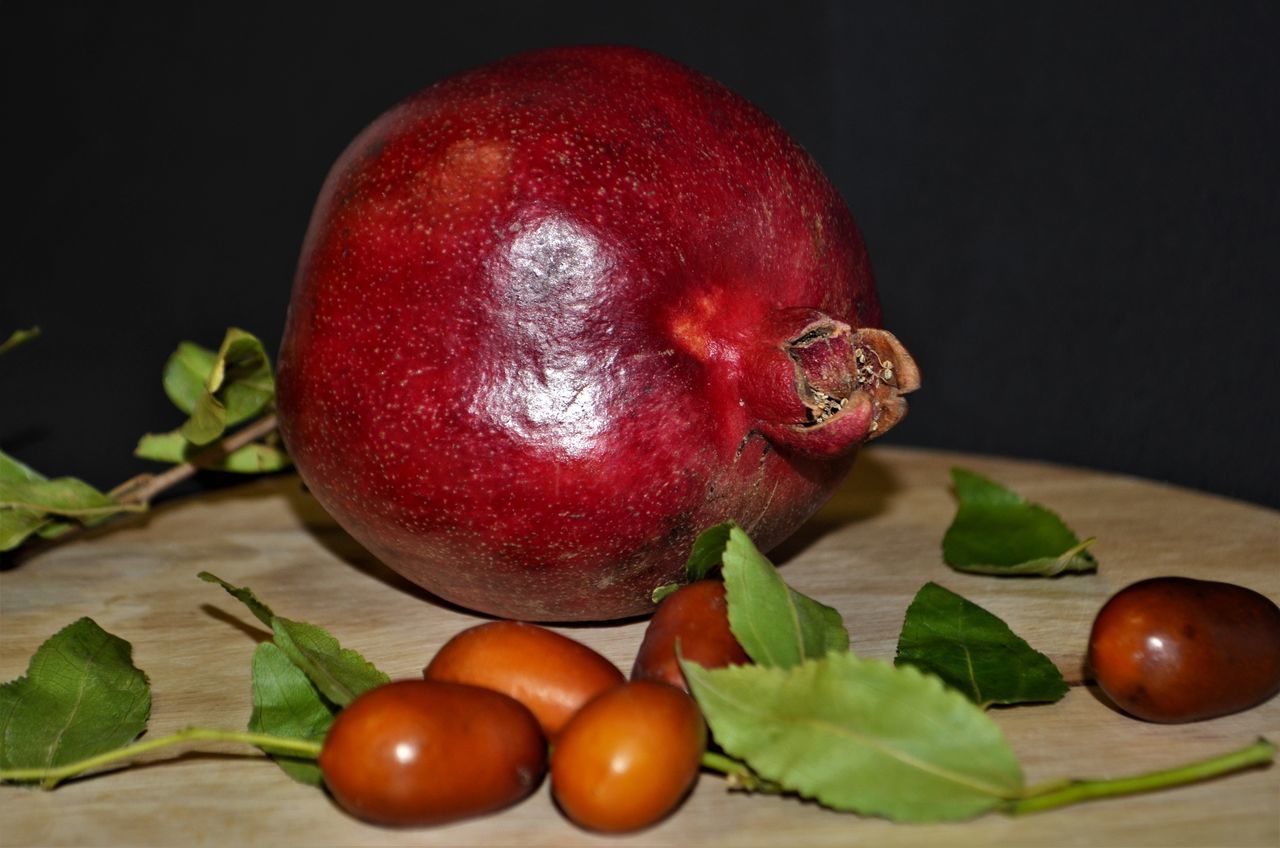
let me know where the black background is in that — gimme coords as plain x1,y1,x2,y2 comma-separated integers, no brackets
3,2,1278,508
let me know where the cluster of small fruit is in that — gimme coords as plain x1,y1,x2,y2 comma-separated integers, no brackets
318,581,739,832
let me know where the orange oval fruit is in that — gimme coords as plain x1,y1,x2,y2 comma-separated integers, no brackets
423,620,624,737
551,681,706,832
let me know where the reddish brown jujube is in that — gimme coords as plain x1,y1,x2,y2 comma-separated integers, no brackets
1088,577,1280,722
277,45,919,620
318,680,546,827
423,621,624,738
632,580,749,690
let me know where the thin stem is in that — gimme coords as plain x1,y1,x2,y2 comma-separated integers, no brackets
113,414,281,506
1006,737,1276,815
700,750,783,793
0,726,322,789
9,415,282,564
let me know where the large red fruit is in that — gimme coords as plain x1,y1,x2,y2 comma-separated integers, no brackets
277,46,919,621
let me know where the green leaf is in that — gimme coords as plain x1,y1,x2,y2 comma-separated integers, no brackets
0,476,143,519
722,525,848,667
200,572,388,708
161,341,219,414
248,642,335,785
199,573,384,707
895,582,1068,708
179,328,276,446
135,431,291,473
0,450,47,484
272,619,390,708
686,522,734,581
943,468,1098,576
682,653,1024,821
198,571,276,627
0,451,143,551
652,522,737,603
0,327,40,356
0,509,56,551
0,619,151,781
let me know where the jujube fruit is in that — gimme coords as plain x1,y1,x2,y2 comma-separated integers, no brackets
1087,576,1280,722
632,580,749,690
318,680,546,826
422,620,624,737
551,680,706,832
276,45,919,621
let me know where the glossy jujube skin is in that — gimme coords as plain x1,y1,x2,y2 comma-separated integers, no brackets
278,45,919,621
423,620,624,737
551,681,706,833
632,580,750,690
1087,577,1280,722
318,680,546,826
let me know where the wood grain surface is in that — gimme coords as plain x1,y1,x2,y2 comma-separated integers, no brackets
2,446,1277,847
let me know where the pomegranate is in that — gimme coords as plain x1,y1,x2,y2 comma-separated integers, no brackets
277,46,919,620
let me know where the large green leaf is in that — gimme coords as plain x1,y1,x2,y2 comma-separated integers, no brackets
0,619,151,781
682,653,1024,821
248,642,335,785
895,582,1067,707
943,468,1097,576
722,525,848,667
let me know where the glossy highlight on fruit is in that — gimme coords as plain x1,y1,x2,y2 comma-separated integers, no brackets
423,620,624,737
277,45,919,621
1088,577,1280,723
632,580,749,690
318,680,546,826
551,681,706,833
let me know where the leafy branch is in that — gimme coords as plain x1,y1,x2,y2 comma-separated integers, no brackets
1,327,289,556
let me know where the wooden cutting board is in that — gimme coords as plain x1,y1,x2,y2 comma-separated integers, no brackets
2,446,1277,847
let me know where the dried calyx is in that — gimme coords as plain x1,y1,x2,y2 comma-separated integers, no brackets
740,310,920,458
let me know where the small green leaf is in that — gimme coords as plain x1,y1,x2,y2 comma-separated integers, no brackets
200,572,388,708
0,327,40,356
272,619,390,708
682,653,1024,821
651,523,736,603
0,509,55,551
162,341,219,414
0,476,144,519
135,431,291,473
179,328,276,446
0,452,143,551
651,582,680,603
722,525,848,667
0,450,47,484
686,522,734,581
0,619,151,781
248,642,335,785
198,571,276,627
895,582,1067,708
943,468,1098,576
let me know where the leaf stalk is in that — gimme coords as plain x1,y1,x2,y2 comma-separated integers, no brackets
1006,737,1275,815
0,725,323,789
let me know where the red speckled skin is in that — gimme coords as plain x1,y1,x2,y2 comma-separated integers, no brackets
278,46,888,620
